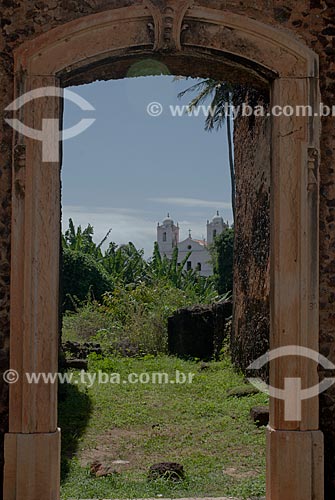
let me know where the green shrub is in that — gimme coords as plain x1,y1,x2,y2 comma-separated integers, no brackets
211,228,234,294
98,280,206,355
61,249,114,312
62,301,114,342
62,278,216,356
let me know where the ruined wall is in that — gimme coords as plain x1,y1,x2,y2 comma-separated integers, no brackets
0,16,13,493
0,0,334,497
231,109,271,373
168,302,233,360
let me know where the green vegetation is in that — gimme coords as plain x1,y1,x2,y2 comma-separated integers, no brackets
62,249,114,311
62,220,221,355
61,220,218,310
63,279,217,356
59,220,266,499
59,356,267,499
211,227,234,295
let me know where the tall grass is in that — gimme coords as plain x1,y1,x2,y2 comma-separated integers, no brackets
62,279,218,356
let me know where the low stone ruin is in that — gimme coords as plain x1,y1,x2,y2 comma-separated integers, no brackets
168,301,232,360
62,340,102,359
148,462,185,481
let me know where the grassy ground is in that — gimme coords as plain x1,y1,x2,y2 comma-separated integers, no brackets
59,355,267,499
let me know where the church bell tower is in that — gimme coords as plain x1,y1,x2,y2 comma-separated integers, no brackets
157,214,180,256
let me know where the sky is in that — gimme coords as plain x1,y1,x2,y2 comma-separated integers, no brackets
62,72,233,257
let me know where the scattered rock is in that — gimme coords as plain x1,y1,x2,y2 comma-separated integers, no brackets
250,406,269,427
62,340,102,359
148,462,185,481
65,358,88,370
89,461,119,477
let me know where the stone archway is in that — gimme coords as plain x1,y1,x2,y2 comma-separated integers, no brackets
4,3,321,499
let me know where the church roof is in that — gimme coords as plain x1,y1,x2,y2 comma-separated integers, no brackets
212,210,223,223
193,239,206,246
178,236,207,248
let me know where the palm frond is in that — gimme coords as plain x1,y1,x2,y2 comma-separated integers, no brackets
177,78,216,100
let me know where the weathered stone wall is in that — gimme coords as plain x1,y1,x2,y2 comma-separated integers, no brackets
0,26,12,496
0,0,334,497
168,302,233,360
231,109,271,373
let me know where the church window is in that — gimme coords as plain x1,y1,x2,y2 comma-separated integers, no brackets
197,262,202,271
163,232,167,242
187,261,192,271
213,229,217,238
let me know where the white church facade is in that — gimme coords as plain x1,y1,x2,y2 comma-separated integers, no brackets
157,212,228,277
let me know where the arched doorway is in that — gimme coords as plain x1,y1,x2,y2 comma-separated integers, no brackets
4,3,321,499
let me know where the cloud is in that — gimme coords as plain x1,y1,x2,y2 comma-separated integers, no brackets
62,205,156,256
63,205,149,215
61,202,233,258
148,197,231,209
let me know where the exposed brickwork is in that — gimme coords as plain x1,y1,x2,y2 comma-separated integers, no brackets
0,0,334,497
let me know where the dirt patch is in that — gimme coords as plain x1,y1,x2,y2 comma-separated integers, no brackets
80,426,178,470
222,467,258,479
